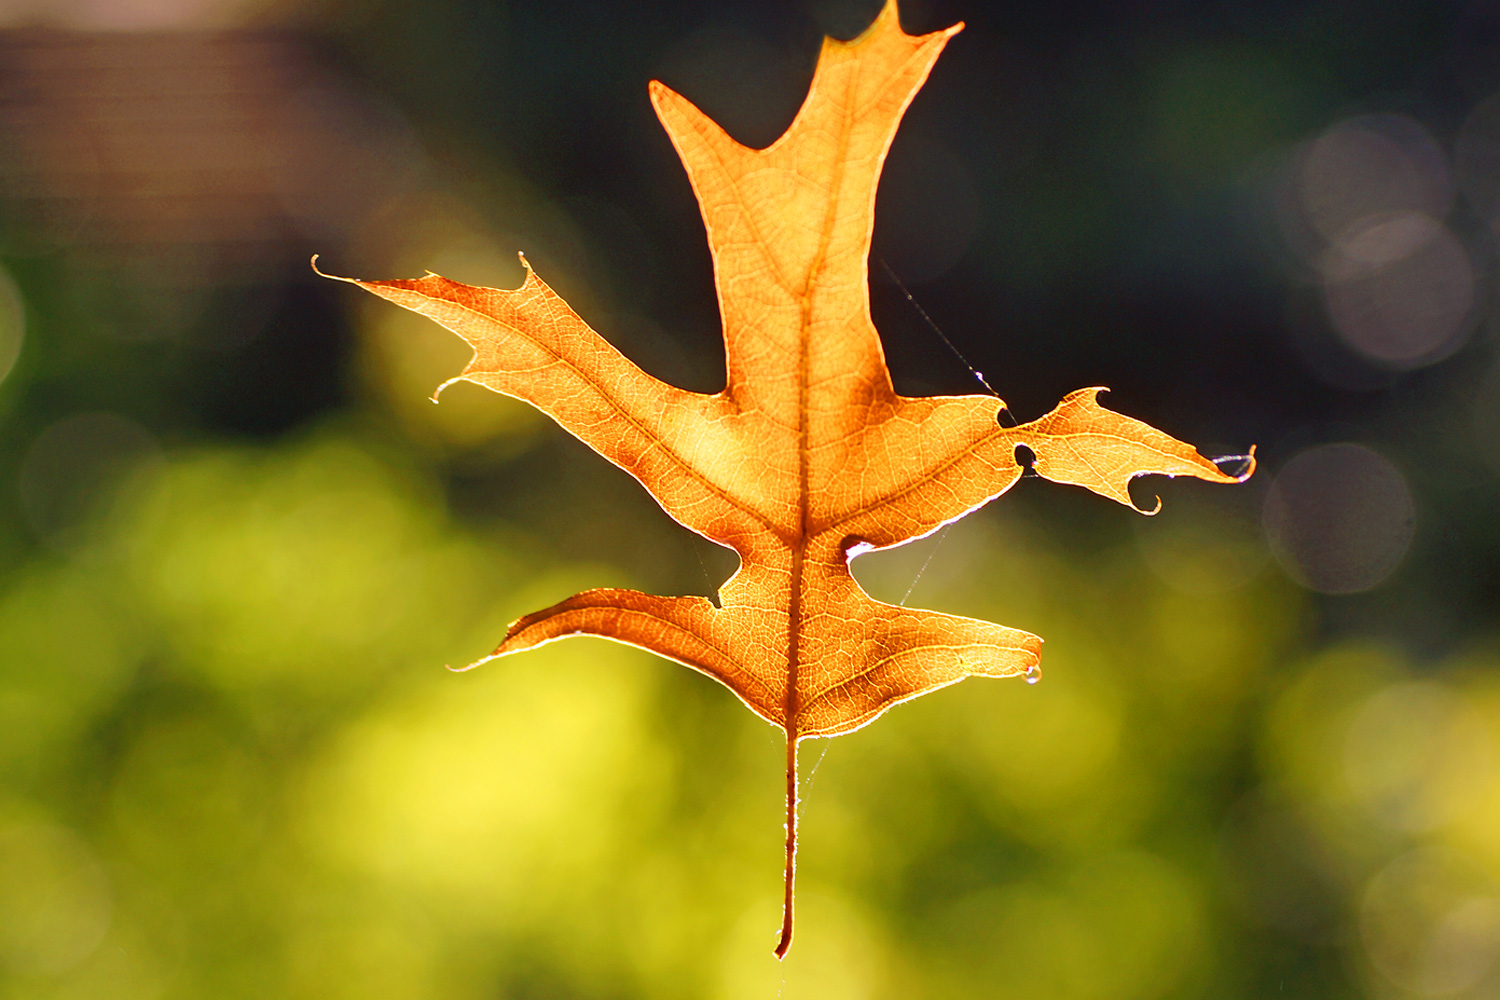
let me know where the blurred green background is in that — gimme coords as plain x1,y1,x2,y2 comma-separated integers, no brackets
1,0,1498,997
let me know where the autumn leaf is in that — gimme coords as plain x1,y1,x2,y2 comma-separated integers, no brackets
318,0,1253,957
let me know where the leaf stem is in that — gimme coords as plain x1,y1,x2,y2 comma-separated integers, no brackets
776,731,798,959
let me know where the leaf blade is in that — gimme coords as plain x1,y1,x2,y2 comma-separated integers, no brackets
321,0,1254,957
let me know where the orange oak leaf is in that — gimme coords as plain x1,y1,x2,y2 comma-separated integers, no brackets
318,0,1253,957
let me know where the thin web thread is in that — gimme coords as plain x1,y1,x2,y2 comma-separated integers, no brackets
1213,454,1256,477
805,741,832,789
878,257,1002,400
688,535,717,598
899,523,953,607
878,259,996,607
797,740,833,825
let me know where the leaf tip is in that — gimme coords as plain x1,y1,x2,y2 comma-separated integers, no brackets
869,0,963,43
310,255,361,286
646,78,684,118
448,650,500,673
933,17,966,43
864,0,966,47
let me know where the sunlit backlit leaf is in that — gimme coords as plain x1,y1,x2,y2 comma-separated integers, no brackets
319,0,1252,955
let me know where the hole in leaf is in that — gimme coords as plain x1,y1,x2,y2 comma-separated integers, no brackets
1014,443,1038,477
840,534,875,561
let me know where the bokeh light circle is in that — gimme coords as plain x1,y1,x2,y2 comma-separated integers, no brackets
1274,114,1472,376
1342,681,1495,833
1298,115,1451,244
1320,211,1475,367
1262,443,1415,594
1360,848,1500,996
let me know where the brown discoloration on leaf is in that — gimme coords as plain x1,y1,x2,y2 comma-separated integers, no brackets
318,0,1253,957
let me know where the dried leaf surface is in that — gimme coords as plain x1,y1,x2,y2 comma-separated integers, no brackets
320,0,1252,956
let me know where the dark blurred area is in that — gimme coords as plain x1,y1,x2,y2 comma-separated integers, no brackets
1,0,1498,997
